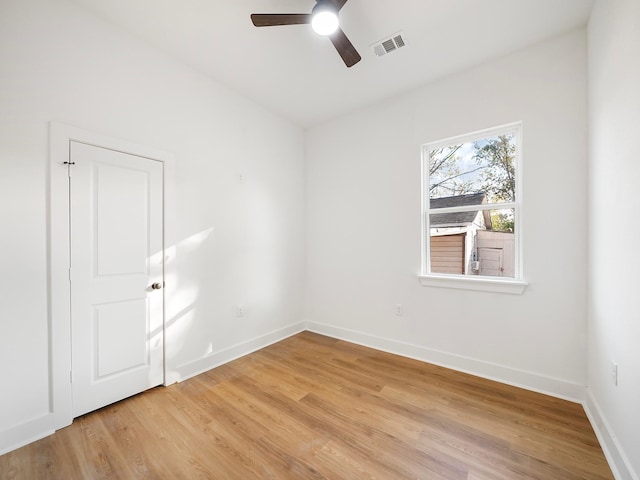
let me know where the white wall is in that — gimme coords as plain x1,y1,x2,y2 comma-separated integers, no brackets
306,30,589,399
587,0,640,478
0,0,306,453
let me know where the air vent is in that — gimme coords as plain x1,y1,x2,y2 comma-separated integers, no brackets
371,32,406,57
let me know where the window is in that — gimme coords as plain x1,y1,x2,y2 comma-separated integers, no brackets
420,123,526,294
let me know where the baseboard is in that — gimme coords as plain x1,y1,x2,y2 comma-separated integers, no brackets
169,322,306,384
583,391,639,480
0,413,55,456
306,321,587,403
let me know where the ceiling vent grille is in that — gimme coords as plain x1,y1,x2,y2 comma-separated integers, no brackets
371,32,406,57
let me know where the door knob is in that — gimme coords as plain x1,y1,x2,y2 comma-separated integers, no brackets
151,282,163,290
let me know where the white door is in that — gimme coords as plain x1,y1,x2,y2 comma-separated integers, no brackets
69,141,164,417
479,247,504,277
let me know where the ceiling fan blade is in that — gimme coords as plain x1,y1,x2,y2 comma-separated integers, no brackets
329,28,361,67
251,13,311,27
327,0,349,11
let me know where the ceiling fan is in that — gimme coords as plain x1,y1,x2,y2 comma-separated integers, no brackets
250,0,362,68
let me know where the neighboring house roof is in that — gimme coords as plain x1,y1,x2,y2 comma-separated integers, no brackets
430,192,492,228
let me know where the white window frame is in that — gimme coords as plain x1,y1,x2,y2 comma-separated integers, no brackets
419,122,527,294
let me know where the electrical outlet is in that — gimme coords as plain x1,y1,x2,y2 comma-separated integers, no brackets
236,305,245,317
395,304,404,316
611,361,618,386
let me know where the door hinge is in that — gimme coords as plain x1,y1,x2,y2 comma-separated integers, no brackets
68,267,72,282
70,370,73,383
64,161,74,177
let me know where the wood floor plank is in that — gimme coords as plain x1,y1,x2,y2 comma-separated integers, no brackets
0,332,614,479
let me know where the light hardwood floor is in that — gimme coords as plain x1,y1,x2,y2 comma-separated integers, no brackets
0,332,613,479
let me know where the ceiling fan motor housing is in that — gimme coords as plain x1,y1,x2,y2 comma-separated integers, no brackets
311,1,339,36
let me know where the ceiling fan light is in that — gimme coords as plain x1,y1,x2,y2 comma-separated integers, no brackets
311,8,339,36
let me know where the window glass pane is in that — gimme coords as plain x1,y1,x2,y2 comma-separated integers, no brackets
429,133,516,203
429,208,515,278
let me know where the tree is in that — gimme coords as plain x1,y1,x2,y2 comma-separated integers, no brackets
489,211,514,232
473,134,515,203
473,134,516,232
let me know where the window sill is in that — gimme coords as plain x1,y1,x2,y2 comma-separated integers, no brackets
418,274,528,294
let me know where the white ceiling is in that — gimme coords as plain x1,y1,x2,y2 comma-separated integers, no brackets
71,0,594,128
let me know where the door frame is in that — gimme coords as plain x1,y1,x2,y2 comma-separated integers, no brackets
49,122,175,430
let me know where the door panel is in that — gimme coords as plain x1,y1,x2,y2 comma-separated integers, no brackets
95,162,150,276
479,247,503,277
95,299,148,378
70,141,164,417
